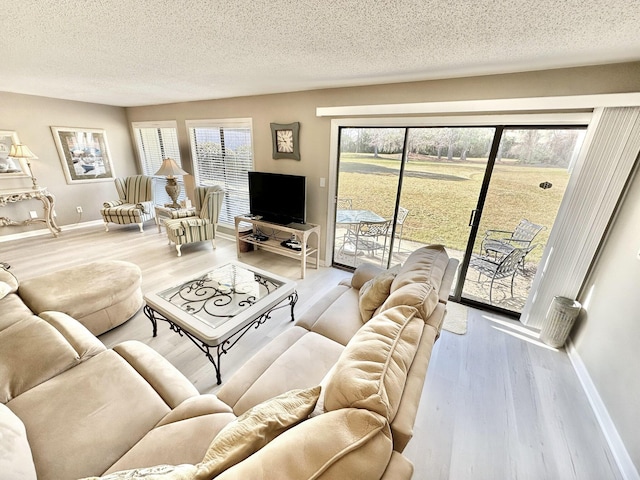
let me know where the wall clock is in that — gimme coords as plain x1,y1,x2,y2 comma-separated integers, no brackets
270,122,300,160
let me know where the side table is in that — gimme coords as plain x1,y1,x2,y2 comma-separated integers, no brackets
154,205,196,232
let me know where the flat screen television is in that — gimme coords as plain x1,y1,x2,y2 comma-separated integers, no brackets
248,171,306,225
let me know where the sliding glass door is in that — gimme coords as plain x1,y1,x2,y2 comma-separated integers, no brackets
333,124,586,316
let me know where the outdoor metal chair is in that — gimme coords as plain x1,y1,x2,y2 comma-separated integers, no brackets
340,219,391,265
393,206,409,252
481,218,545,272
468,247,528,303
336,197,352,210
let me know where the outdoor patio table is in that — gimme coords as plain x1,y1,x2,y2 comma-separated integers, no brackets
336,209,386,224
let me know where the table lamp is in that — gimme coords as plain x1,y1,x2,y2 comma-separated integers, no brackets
9,144,39,189
154,157,189,208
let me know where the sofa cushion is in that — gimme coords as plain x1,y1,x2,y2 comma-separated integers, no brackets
391,244,449,293
0,403,37,480
0,316,80,403
294,285,364,346
7,349,176,480
381,281,440,323
0,293,34,333
215,408,393,480
324,305,422,423
359,268,397,322
217,327,343,415
103,398,236,474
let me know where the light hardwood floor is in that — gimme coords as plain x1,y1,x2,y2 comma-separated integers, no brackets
1,223,622,479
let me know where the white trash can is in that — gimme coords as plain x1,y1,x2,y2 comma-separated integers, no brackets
540,296,582,348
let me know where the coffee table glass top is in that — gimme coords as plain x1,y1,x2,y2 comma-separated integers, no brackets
157,262,285,328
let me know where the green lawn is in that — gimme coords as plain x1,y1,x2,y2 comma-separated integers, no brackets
337,153,569,263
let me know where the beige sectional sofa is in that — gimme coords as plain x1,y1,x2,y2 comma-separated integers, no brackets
0,245,458,479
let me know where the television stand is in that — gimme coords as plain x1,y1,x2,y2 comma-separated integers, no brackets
234,215,321,279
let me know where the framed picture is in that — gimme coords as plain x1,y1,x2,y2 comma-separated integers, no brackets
270,122,300,160
51,127,116,184
0,130,30,178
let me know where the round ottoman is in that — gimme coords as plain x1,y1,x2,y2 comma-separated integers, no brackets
19,260,143,336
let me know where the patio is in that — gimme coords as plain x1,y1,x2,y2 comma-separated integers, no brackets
333,228,536,313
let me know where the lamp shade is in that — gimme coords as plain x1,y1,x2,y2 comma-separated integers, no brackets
9,144,38,159
154,158,188,177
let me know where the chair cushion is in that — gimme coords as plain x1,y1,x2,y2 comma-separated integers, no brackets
323,305,422,422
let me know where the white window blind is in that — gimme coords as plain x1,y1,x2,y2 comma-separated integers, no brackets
132,121,185,206
187,118,254,226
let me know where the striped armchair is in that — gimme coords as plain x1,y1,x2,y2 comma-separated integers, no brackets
101,175,155,233
165,185,224,256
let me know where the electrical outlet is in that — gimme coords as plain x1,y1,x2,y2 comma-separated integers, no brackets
29,211,38,219
76,206,83,214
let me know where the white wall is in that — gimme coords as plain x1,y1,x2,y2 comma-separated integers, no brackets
0,92,136,235
573,159,640,472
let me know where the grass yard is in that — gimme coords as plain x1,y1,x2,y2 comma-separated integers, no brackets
337,153,570,263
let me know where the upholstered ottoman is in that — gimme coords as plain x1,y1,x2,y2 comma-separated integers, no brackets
18,260,143,336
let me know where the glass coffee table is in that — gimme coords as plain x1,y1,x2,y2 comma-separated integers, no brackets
143,262,297,384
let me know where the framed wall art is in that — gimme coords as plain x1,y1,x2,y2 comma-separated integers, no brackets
270,122,300,160
51,126,116,184
0,130,30,178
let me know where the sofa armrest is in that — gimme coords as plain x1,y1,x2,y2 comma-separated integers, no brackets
380,451,414,480
438,258,459,303
136,200,155,214
390,324,438,453
103,200,124,208
38,311,106,360
113,341,198,409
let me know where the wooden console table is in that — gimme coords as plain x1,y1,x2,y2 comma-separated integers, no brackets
234,215,320,279
0,187,61,237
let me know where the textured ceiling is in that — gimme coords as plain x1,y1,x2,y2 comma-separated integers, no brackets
2,0,640,107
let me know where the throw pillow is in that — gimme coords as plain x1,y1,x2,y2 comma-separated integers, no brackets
0,281,11,300
80,464,197,480
358,267,398,322
81,386,321,480
195,385,321,477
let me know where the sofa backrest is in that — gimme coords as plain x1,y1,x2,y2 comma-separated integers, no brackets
323,305,423,430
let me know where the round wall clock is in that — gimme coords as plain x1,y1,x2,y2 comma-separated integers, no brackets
270,122,300,160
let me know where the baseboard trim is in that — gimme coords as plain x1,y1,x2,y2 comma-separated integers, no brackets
567,337,640,480
0,220,104,243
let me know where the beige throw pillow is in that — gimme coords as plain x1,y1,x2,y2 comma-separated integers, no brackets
195,385,321,477
0,281,11,300
358,267,399,322
80,464,197,480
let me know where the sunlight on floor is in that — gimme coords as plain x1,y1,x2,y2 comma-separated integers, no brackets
483,314,559,351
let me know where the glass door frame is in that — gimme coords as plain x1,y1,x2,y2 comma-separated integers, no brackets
327,116,591,318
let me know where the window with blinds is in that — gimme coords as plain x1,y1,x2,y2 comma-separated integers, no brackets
132,121,185,206
187,118,254,226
